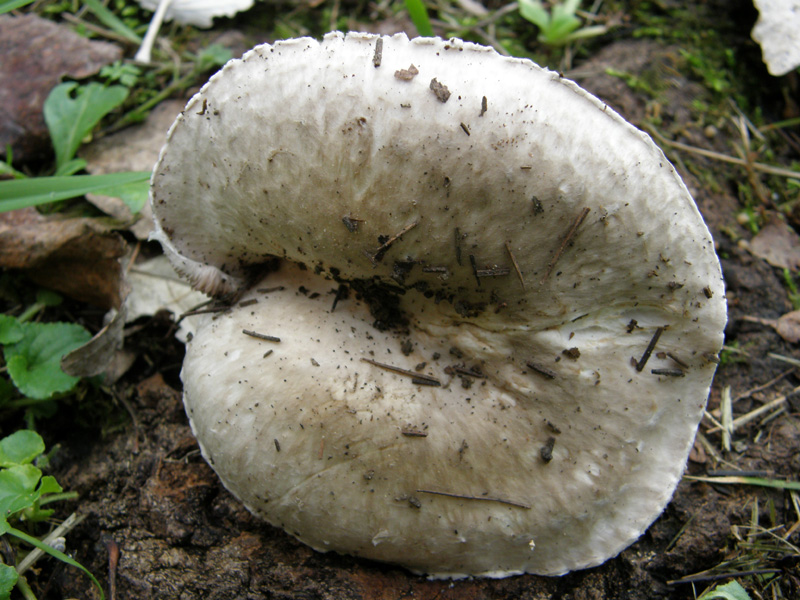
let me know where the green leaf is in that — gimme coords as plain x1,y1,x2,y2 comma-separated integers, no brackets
197,44,233,70
0,159,25,180
44,82,129,172
698,580,752,600
404,0,434,37
82,0,141,44
0,0,34,14
4,322,91,400
0,431,45,467
0,464,44,520
0,315,23,345
55,158,89,177
519,0,551,29
0,563,18,600
4,525,105,600
0,171,151,213
37,475,62,496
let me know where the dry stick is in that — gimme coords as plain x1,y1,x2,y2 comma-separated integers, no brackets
665,351,688,369
540,207,590,284
667,568,782,586
476,267,510,278
16,513,86,575
635,326,664,372
526,360,556,379
401,429,428,437
733,367,793,403
106,537,120,600
242,329,281,342
369,220,419,263
720,386,732,452
417,489,531,510
705,385,800,435
452,366,485,379
646,125,800,181
361,357,441,386
651,368,685,377
505,241,525,289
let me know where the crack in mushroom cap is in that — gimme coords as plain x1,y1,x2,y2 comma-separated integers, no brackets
151,32,727,578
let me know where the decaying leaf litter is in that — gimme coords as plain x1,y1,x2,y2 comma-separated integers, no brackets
1,1,799,599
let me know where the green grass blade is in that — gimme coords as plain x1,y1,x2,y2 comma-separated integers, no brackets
0,172,151,213
404,0,434,37
0,0,34,14
82,0,142,44
5,525,104,600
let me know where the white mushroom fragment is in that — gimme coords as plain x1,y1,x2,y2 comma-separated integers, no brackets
150,32,727,578
134,0,254,63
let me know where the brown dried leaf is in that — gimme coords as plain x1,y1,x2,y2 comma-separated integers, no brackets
81,100,185,239
749,220,800,271
61,304,127,377
0,208,125,309
775,310,800,343
742,310,800,343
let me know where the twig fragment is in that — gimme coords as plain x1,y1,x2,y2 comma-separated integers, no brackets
417,489,531,510
369,221,419,263
243,329,281,342
505,241,525,289
526,360,556,379
361,358,441,386
635,326,664,372
540,207,590,283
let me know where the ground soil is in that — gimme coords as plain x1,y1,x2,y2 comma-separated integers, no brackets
6,3,800,600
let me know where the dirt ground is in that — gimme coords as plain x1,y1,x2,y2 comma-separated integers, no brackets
4,2,800,599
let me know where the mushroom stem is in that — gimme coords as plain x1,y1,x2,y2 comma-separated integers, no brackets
134,0,173,64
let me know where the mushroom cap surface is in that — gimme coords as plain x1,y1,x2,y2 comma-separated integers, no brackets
151,32,727,578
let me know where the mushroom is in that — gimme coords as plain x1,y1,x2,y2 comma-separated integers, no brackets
150,32,726,578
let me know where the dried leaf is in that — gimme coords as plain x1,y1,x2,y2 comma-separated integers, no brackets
775,310,800,343
126,255,208,340
749,220,800,271
742,310,800,343
0,208,125,309
61,305,127,378
81,100,184,239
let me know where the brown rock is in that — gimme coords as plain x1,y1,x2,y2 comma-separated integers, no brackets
0,14,122,164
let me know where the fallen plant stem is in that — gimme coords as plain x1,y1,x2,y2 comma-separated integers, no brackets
705,385,800,434
684,475,800,492
667,568,781,585
646,125,800,181
110,67,204,131
768,352,800,368
16,513,84,575
61,13,136,45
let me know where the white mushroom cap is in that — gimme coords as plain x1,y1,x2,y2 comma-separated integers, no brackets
151,32,727,578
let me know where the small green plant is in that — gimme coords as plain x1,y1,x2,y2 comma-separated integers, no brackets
781,268,800,310
404,0,434,37
0,0,34,14
518,0,606,46
0,76,150,214
0,290,91,413
698,580,752,600
0,430,104,599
